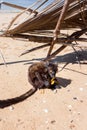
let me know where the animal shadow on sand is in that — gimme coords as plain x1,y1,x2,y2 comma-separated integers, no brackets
56,77,71,89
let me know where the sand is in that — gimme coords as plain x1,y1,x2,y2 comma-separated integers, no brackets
0,12,87,130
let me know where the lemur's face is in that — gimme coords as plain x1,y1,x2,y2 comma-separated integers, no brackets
44,62,58,78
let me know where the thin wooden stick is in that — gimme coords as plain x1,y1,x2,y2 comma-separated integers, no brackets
0,49,7,67
2,2,27,10
20,43,50,56
47,0,70,56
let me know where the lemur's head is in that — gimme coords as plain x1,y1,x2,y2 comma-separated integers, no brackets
45,61,58,78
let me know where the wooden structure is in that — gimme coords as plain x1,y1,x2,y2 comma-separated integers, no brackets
1,0,87,60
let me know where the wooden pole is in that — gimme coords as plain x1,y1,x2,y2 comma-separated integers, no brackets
47,0,71,57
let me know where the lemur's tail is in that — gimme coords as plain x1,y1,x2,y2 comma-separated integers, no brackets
0,88,37,109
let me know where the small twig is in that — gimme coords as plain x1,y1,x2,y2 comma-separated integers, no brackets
20,43,50,56
0,49,7,67
58,65,87,76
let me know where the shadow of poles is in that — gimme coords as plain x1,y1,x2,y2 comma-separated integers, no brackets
0,59,33,66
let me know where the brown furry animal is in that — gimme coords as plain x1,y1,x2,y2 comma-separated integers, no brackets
0,61,58,108
28,61,58,89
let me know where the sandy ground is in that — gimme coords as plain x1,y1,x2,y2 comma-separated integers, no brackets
0,12,87,130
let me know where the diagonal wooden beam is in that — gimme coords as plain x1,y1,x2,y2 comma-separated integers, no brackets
47,0,71,57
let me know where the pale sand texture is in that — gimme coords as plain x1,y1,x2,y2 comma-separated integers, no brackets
0,12,87,130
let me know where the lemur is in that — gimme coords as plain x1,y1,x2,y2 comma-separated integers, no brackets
0,61,58,109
